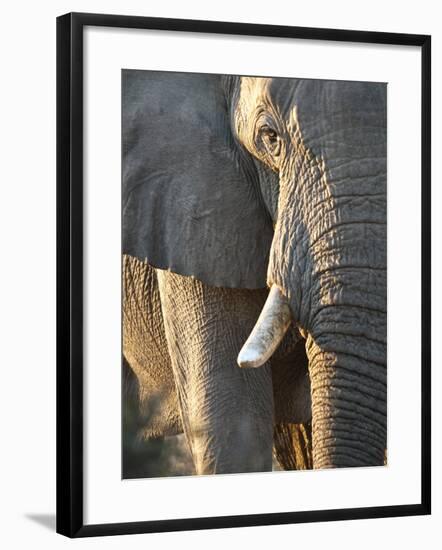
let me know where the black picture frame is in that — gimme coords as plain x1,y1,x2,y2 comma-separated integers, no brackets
56,12,431,538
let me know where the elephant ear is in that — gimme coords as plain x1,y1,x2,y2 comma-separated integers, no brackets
122,70,273,289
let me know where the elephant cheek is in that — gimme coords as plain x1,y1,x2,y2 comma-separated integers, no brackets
265,217,306,330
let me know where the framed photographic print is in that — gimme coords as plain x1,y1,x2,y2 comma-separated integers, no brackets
56,12,431,537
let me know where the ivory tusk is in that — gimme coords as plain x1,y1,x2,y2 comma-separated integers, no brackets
237,285,292,368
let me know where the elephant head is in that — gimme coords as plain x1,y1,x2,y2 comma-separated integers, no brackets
123,71,386,470
234,77,387,468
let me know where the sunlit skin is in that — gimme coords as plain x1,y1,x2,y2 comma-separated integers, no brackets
122,71,386,475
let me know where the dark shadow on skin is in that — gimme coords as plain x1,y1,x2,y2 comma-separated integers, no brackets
25,514,56,531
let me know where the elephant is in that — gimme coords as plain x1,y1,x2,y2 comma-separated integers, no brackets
122,70,386,474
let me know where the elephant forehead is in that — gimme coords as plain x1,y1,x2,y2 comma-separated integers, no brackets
238,76,271,107
235,77,271,130
268,78,387,136
236,77,386,143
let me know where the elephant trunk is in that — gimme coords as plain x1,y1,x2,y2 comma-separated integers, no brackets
292,256,387,467
305,308,387,468
255,202,387,467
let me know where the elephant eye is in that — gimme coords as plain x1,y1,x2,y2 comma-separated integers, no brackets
259,125,281,158
262,126,277,141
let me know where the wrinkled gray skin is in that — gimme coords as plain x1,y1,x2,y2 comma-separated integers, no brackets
123,71,386,472
123,255,310,474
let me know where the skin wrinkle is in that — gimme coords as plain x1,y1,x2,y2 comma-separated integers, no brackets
309,339,386,369
313,418,386,446
124,74,386,471
310,368,387,400
235,77,386,468
312,408,386,434
316,434,382,458
312,389,387,418
124,257,311,475
156,269,275,474
123,257,310,472
122,256,183,438
311,327,386,347
123,71,274,289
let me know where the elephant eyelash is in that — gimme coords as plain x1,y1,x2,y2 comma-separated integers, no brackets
259,125,282,159
261,126,278,141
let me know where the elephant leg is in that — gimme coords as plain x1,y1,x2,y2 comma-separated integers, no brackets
122,255,183,439
157,270,274,475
